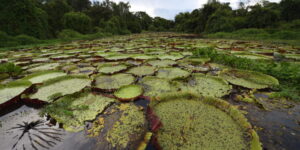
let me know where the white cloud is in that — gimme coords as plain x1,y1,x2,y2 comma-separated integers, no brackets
96,0,280,20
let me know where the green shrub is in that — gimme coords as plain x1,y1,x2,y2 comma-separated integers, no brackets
273,30,299,40
57,29,83,39
0,63,22,77
14,34,40,45
0,31,18,47
63,12,92,34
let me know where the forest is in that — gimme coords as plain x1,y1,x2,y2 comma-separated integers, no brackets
0,0,300,48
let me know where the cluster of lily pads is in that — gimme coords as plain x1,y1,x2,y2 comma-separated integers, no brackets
0,33,293,150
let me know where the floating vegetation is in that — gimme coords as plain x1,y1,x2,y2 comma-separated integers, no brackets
150,92,262,150
22,70,66,84
127,66,156,77
114,85,143,101
42,90,115,132
94,73,135,91
98,64,128,74
0,80,32,109
139,76,174,97
147,59,177,67
87,103,147,149
26,63,60,72
220,69,279,89
28,75,91,102
156,67,191,80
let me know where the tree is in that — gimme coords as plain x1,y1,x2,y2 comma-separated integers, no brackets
44,0,72,36
0,0,49,39
205,8,234,33
67,0,91,12
63,12,92,34
246,4,279,28
280,0,300,21
135,11,152,30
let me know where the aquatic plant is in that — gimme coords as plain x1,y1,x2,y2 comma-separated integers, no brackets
156,67,191,80
98,64,128,74
114,85,143,101
127,66,156,77
94,73,135,91
22,70,66,84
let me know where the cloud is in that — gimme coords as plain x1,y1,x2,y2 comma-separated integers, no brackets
96,0,280,20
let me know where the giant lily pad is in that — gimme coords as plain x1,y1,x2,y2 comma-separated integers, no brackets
87,103,147,149
150,93,262,150
127,66,156,77
114,85,143,101
94,73,135,91
177,74,232,98
98,65,128,74
42,90,115,132
22,70,66,84
26,63,60,72
219,69,279,89
0,80,32,109
139,76,174,97
28,75,91,102
147,59,177,67
156,67,191,80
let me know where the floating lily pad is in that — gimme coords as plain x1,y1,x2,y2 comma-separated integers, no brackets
219,69,279,89
127,66,156,76
98,65,128,74
139,76,174,97
132,54,156,60
147,59,177,67
27,63,60,72
156,67,190,80
42,90,115,132
158,53,184,60
151,93,261,150
0,80,32,109
94,73,135,91
114,85,143,101
234,53,272,60
87,103,147,149
178,74,232,98
23,70,66,84
28,75,91,102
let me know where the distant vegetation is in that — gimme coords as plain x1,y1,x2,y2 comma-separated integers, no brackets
0,0,300,48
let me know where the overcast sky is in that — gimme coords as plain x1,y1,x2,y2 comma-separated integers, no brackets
96,0,280,20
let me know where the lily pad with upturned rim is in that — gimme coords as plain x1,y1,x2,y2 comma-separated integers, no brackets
139,76,174,98
98,65,128,74
22,70,67,84
94,73,135,91
219,69,279,89
28,75,91,103
147,59,177,67
150,92,262,150
127,66,156,77
156,67,191,80
114,85,143,101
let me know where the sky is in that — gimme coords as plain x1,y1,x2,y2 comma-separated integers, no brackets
96,0,281,20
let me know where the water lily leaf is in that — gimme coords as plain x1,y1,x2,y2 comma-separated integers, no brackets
22,70,66,84
114,85,143,101
94,73,135,91
219,69,279,89
127,66,156,77
98,65,128,74
42,90,115,132
150,92,261,150
28,75,91,102
156,67,191,80
139,76,175,97
147,59,177,67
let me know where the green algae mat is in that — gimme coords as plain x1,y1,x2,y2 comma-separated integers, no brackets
1,32,299,150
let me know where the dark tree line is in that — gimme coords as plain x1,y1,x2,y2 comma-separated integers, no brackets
0,0,299,41
174,0,300,33
0,0,173,39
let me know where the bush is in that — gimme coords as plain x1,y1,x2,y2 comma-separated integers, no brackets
0,63,22,77
63,12,92,34
0,31,18,47
273,30,300,40
14,34,40,45
57,29,83,39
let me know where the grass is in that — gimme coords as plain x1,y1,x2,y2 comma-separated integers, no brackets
205,28,300,47
193,47,300,101
0,63,22,77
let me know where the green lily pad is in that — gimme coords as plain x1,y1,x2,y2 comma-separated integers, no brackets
29,75,91,102
177,74,232,98
147,59,177,67
219,69,279,89
98,65,128,74
127,66,156,77
23,70,66,84
156,67,191,80
151,93,262,150
0,80,32,106
114,85,143,101
139,76,174,97
158,53,184,60
94,73,135,91
42,90,115,132
26,63,60,72
234,53,272,60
